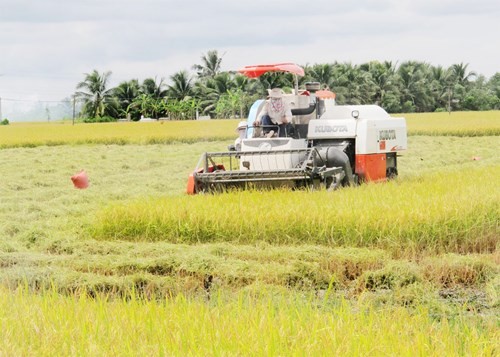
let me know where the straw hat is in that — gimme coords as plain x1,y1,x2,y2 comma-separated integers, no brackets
235,120,247,132
268,88,284,98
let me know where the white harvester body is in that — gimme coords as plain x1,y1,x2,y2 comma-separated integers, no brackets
187,63,407,194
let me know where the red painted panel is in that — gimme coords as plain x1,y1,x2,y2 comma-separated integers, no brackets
355,154,386,182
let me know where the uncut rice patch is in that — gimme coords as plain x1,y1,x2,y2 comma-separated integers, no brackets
91,166,499,254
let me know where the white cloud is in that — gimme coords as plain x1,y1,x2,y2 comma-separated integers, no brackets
0,0,498,118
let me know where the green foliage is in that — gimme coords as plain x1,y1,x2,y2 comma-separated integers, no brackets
75,70,117,118
192,49,223,78
129,94,166,119
165,98,199,120
73,54,499,122
113,79,141,120
167,70,193,101
82,115,117,123
1,118,9,125
214,89,247,119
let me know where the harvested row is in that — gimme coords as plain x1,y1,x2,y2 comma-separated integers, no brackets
1,243,497,302
90,166,499,255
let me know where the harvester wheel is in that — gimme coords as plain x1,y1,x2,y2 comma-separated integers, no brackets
386,167,398,180
324,177,339,192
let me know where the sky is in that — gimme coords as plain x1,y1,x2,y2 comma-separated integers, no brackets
0,0,499,120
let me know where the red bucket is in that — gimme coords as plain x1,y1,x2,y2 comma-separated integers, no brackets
71,170,89,189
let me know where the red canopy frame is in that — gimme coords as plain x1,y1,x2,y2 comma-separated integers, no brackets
239,63,304,94
238,63,305,78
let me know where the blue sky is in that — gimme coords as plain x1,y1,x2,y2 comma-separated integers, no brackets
0,0,498,118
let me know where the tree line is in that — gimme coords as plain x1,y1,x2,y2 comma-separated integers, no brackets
74,50,500,121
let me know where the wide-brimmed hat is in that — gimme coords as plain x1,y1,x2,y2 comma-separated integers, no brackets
268,88,284,98
235,120,247,132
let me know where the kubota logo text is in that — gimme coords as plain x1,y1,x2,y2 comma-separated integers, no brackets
379,129,396,140
314,125,348,133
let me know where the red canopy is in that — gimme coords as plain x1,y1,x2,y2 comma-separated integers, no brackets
238,63,305,78
316,90,336,99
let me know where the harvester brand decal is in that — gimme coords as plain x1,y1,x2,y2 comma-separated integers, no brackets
379,130,396,140
314,125,348,133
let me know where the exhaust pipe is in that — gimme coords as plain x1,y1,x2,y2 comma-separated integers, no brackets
291,103,316,116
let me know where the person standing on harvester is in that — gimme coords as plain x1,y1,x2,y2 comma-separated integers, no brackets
254,88,292,137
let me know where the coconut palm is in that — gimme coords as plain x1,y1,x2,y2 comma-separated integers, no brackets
75,70,116,118
361,61,399,106
194,72,235,117
257,72,295,95
193,50,224,79
113,79,140,119
429,66,454,110
330,63,374,105
397,61,435,112
141,77,168,99
449,63,476,87
306,63,336,89
167,70,194,100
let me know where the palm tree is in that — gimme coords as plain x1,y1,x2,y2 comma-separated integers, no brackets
257,72,295,95
445,63,477,111
194,72,235,117
331,63,374,105
450,63,476,87
397,61,434,112
113,79,140,119
75,70,115,118
363,61,399,106
429,66,453,110
192,50,223,79
141,77,168,98
167,70,194,100
306,63,336,89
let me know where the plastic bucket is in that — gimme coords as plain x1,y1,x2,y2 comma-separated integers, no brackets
71,170,89,189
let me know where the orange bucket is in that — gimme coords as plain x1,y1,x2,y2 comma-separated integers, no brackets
71,170,89,189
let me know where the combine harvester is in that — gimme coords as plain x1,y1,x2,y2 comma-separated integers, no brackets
187,63,407,194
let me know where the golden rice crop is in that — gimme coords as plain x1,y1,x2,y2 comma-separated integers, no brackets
90,166,499,255
1,110,498,149
405,110,500,136
0,120,238,148
0,287,497,356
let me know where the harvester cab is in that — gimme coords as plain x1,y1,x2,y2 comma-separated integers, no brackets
187,63,407,194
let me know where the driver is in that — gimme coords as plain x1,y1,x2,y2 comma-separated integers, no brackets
254,88,292,138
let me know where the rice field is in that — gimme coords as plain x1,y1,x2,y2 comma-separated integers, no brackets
91,167,499,255
0,111,499,355
0,110,498,149
1,287,497,356
405,110,500,136
0,119,237,148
